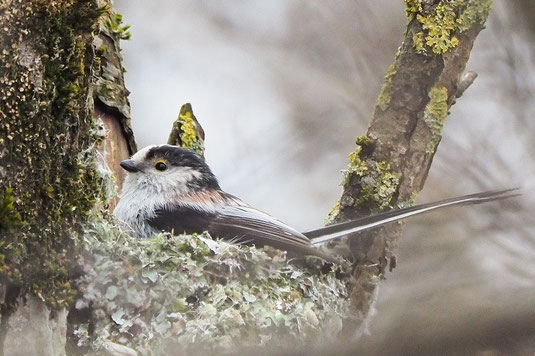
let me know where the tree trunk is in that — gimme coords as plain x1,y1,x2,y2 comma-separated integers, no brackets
0,0,134,353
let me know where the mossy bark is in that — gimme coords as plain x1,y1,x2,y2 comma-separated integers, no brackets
0,0,134,353
167,103,205,158
327,0,494,337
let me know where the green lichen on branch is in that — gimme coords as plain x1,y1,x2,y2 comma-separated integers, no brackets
0,0,105,307
376,54,398,111
352,160,400,211
326,135,400,224
406,0,494,54
355,134,373,148
74,219,351,354
168,103,206,157
424,86,449,154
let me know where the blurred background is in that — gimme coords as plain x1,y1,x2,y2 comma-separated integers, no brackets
114,0,535,351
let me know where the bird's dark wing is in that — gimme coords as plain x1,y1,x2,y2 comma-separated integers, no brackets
305,188,519,244
147,191,336,262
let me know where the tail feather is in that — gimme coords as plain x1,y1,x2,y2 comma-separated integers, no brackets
307,188,520,245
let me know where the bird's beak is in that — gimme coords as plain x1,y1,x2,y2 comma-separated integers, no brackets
120,159,141,173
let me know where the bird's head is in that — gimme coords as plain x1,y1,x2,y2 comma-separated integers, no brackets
119,144,220,196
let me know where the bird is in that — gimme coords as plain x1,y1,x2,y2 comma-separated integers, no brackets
113,144,518,263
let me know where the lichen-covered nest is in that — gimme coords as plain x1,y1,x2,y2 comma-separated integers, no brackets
74,219,352,354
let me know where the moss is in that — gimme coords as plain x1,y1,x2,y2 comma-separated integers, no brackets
424,86,449,154
0,0,105,308
106,12,132,40
406,0,493,54
0,188,23,230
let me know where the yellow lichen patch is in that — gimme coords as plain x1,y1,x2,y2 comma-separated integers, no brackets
179,111,197,149
376,61,397,111
405,0,422,17
405,0,493,54
424,86,449,153
355,135,373,148
339,144,400,213
356,161,400,211
168,103,205,156
341,146,367,186
416,5,459,54
325,200,341,226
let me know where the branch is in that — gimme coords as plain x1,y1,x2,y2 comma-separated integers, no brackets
455,70,478,99
167,103,206,157
94,6,138,208
325,0,494,337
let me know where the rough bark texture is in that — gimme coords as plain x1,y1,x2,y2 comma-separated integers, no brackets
93,4,137,187
0,0,134,353
324,0,494,337
93,4,137,207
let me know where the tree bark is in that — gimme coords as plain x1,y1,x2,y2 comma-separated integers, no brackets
0,0,134,353
325,0,494,337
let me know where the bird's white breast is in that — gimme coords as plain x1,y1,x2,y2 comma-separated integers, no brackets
113,167,203,237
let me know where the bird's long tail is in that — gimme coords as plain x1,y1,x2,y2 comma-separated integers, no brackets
306,188,520,245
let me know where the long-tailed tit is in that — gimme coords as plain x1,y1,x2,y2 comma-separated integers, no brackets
113,144,517,262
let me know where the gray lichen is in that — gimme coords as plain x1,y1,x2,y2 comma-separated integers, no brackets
74,218,352,354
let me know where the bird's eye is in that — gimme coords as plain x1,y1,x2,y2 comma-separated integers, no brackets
154,160,167,171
